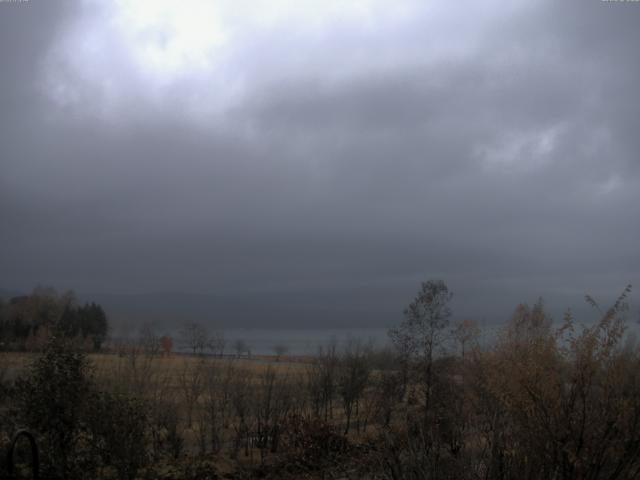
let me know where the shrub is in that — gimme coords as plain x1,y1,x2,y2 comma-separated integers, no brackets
14,336,151,479
14,337,97,478
87,391,149,480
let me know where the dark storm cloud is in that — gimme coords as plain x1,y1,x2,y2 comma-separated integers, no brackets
1,0,639,327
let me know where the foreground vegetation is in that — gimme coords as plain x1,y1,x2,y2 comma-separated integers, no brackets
1,282,639,479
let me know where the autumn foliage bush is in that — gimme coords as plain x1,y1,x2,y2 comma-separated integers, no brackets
381,284,640,480
475,287,640,479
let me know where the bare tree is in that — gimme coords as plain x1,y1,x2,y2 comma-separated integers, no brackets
180,321,208,355
451,319,480,359
254,366,294,461
389,280,452,419
229,368,253,459
338,339,372,435
208,330,226,357
307,341,339,421
368,367,404,430
138,321,161,356
160,335,173,356
202,360,234,453
111,339,156,396
272,343,289,361
234,339,249,358
177,358,205,428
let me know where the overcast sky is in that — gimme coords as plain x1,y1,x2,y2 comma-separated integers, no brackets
1,0,639,327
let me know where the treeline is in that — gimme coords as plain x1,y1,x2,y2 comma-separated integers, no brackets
0,287,108,351
1,281,640,479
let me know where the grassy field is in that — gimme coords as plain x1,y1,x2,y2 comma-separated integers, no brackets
2,348,367,477
1,350,310,382
1,347,387,443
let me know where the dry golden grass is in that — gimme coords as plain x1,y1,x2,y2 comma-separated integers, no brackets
0,351,34,382
1,350,311,396
96,351,307,376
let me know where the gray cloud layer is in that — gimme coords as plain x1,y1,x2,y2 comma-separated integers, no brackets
1,0,639,327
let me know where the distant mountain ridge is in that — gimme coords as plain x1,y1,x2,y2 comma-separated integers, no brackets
3,286,634,334
0,288,23,300
84,290,404,332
